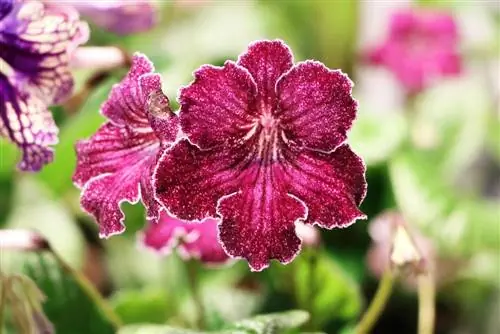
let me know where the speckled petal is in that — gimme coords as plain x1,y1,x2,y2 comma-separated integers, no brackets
276,61,357,152
237,40,293,109
179,61,258,149
141,212,229,265
0,74,57,171
285,145,367,228
218,164,306,272
75,123,158,236
154,139,245,221
0,1,89,103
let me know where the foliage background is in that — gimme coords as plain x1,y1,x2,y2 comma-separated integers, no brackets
0,1,499,333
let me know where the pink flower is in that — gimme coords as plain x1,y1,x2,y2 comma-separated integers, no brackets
140,212,230,265
367,9,461,92
73,53,179,237
154,40,367,271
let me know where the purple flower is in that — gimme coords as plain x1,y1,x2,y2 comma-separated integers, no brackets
140,212,230,265
367,9,462,93
44,0,157,35
0,0,88,171
154,40,367,271
73,53,179,237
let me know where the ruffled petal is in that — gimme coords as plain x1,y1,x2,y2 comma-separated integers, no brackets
101,53,155,129
154,139,247,221
218,165,306,271
0,1,89,103
285,145,367,228
276,61,357,152
75,123,158,236
141,212,229,265
237,40,293,109
0,74,57,171
179,61,258,149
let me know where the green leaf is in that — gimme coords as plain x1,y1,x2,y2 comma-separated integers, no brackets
349,111,407,166
111,288,172,325
294,251,362,327
118,325,237,334
23,253,117,334
231,310,309,334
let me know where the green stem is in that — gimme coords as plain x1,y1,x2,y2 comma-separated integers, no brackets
418,273,436,334
186,260,205,329
0,275,6,334
305,250,319,330
356,270,395,334
50,249,123,329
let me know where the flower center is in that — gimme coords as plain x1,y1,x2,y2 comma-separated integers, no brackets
256,113,281,164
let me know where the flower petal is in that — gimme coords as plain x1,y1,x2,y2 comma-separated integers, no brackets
0,0,13,21
218,170,306,271
141,212,229,264
154,139,247,220
237,40,293,109
0,74,57,171
286,145,367,228
74,123,158,236
179,61,258,149
276,61,357,152
0,1,89,103
101,53,155,129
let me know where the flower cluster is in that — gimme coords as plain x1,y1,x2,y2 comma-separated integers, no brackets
74,40,367,270
0,0,88,171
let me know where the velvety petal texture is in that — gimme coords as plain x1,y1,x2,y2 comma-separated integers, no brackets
74,54,178,237
366,9,461,92
155,40,367,271
141,212,230,265
0,0,88,171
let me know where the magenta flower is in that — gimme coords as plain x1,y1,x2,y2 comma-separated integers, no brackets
44,0,157,35
154,40,367,271
367,9,461,92
73,54,179,237
0,0,88,171
140,212,230,265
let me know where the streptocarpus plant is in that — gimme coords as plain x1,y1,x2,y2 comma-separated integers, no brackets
154,40,367,271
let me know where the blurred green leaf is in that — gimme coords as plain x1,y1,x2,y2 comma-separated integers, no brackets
0,139,17,179
118,325,235,334
294,250,362,327
112,288,172,325
24,253,116,334
349,111,407,166
232,310,309,334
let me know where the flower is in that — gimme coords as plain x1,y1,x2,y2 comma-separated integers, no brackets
44,0,157,35
0,0,88,171
140,212,230,265
154,40,367,271
366,9,461,93
366,211,435,279
73,53,179,237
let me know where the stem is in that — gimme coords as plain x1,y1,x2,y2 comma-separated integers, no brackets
305,250,318,330
418,273,436,334
186,260,205,329
50,250,123,329
356,270,395,334
0,275,6,334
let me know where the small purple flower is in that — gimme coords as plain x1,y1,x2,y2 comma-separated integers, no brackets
0,0,88,171
73,53,179,237
154,40,367,271
44,0,157,35
367,9,461,93
140,212,230,265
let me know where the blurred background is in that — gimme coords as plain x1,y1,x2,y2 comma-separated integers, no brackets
0,0,498,333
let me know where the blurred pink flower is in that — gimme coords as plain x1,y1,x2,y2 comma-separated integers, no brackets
366,9,462,93
140,212,230,265
44,0,157,35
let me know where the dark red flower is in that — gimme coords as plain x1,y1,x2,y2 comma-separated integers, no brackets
0,0,88,171
154,40,367,271
140,212,230,265
73,54,179,237
366,9,461,92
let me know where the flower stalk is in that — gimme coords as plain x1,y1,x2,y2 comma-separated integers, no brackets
417,272,436,334
356,269,395,334
185,260,205,329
